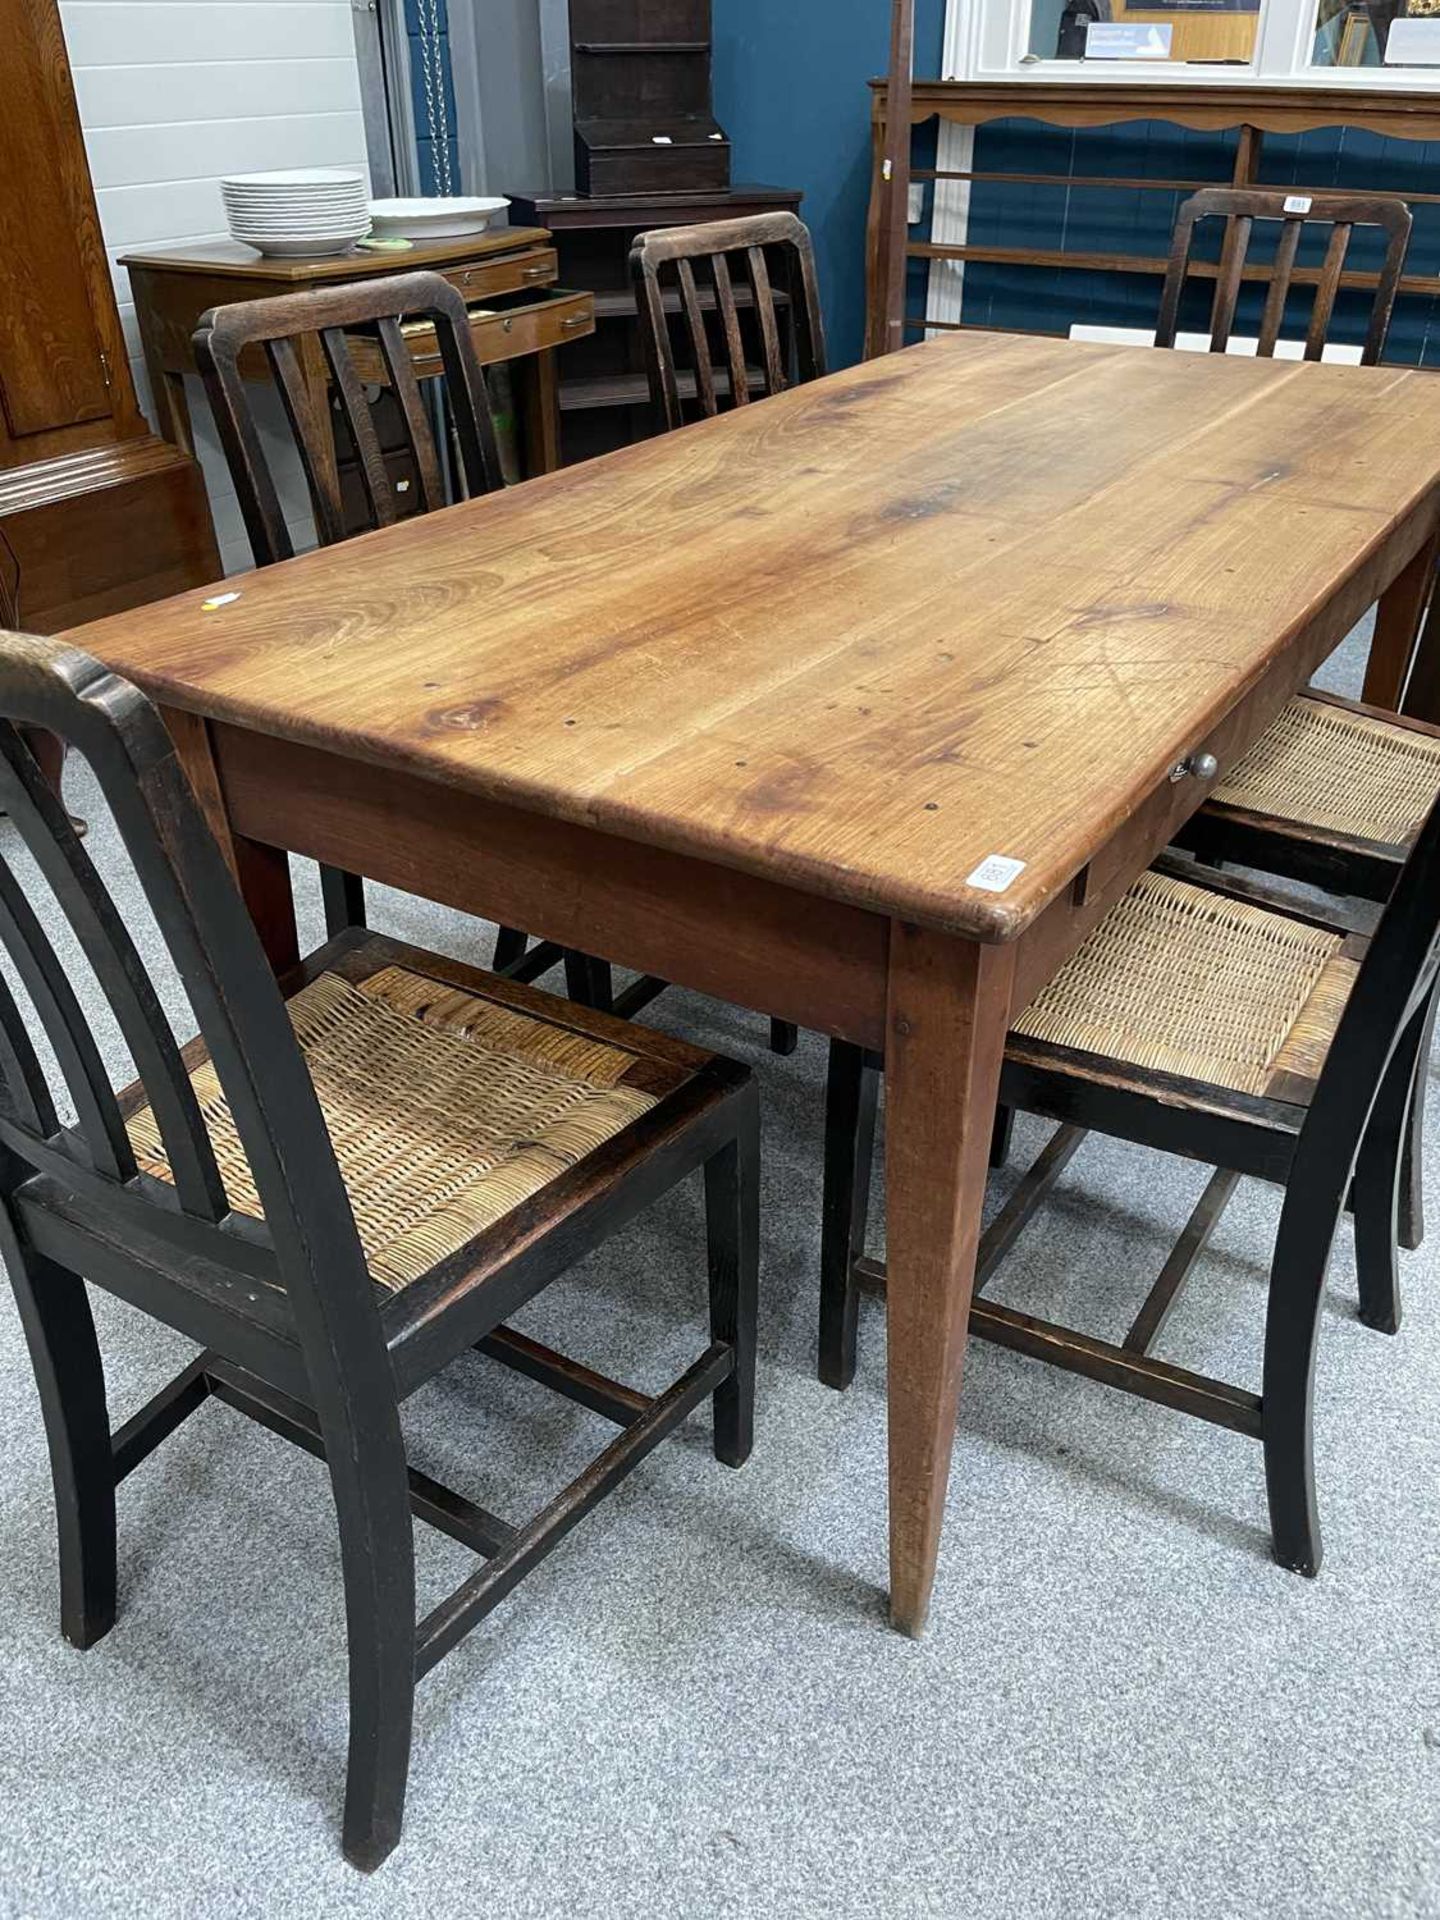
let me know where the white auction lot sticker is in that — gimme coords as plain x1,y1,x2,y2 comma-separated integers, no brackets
967,855,1027,894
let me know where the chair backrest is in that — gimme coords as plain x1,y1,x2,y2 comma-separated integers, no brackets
193,269,504,567
1298,787,1440,1200
0,630,383,1394
631,213,828,434
1155,188,1412,366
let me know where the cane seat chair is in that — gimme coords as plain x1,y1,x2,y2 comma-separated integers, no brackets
1155,187,1412,367
1185,690,1440,902
1148,189,1436,1233
821,810,1440,1580
1153,183,1428,926
1154,187,1432,914
0,631,758,1870
630,213,828,1058
192,270,600,1005
1173,688,1440,1252
1154,188,1425,916
631,212,827,433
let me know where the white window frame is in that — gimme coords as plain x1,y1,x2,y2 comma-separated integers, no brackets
942,0,1440,91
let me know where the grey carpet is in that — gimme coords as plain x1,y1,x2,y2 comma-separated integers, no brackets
0,628,1436,1919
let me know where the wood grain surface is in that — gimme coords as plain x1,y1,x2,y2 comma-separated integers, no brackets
66,330,1440,942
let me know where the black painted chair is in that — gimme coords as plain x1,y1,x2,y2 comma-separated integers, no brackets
0,630,757,1869
821,809,1440,1578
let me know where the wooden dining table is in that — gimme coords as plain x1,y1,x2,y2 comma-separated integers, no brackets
64,329,1440,1638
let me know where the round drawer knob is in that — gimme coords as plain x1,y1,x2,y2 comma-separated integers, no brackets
1170,751,1220,784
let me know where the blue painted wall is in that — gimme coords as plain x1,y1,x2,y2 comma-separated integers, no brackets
713,0,948,369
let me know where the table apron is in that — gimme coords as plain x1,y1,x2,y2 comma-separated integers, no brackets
207,723,892,1050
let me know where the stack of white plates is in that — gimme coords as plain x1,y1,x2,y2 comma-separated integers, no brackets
221,168,371,258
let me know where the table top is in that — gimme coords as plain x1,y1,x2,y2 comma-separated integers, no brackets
66,331,1440,941
117,227,552,283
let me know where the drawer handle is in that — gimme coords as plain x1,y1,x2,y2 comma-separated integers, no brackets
522,264,551,280
560,313,589,331
1169,751,1220,784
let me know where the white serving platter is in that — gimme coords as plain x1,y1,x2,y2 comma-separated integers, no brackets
367,196,510,239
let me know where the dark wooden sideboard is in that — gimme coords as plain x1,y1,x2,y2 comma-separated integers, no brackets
0,0,217,634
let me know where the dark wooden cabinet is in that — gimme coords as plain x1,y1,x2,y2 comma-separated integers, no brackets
570,0,730,196
508,185,802,465
0,0,218,635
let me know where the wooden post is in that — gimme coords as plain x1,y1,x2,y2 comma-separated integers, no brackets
871,0,916,360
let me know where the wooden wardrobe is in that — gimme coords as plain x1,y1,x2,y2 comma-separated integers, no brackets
0,0,218,638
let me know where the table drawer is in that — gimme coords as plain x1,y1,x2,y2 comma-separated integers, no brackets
439,248,558,303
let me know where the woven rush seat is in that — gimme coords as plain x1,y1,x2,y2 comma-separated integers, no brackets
1011,869,1357,1098
1214,694,1440,848
127,963,661,1291
3,631,762,1874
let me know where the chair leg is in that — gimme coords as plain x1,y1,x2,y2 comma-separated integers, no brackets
323,1404,416,1871
705,1084,760,1468
819,1040,881,1391
1399,988,1438,1252
769,1019,799,1056
320,865,367,938
1262,1187,1343,1579
563,952,614,1015
1353,1001,1430,1335
990,1104,1015,1170
492,926,528,973
5,1244,116,1649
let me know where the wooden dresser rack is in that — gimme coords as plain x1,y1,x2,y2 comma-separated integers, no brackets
867,79,1440,357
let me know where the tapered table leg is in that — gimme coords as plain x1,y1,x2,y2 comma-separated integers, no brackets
884,921,1014,1639
1368,532,1438,714
163,708,299,973
1402,574,1440,727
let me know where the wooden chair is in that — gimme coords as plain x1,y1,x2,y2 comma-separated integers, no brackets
1177,694,1440,1250
820,815,1440,1577
631,212,827,433
1152,191,1436,1237
0,629,757,1870
1154,187,1412,365
630,213,827,1056
193,270,590,1002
